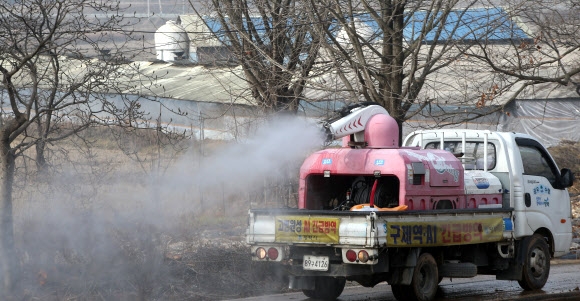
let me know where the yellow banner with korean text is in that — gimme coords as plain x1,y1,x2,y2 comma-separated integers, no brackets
386,217,505,247
275,216,340,244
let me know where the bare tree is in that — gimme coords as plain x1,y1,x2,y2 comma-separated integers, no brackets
192,0,331,113
305,0,580,141
470,1,580,97
0,0,154,294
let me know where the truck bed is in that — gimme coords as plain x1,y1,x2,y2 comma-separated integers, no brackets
247,208,514,248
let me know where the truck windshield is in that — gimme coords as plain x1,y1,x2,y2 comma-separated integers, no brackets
425,141,496,170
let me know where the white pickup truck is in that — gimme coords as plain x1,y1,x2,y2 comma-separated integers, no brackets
246,104,574,301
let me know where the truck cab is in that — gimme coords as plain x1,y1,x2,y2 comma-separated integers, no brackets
404,130,574,258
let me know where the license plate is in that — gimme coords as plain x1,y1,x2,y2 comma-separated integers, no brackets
303,255,329,271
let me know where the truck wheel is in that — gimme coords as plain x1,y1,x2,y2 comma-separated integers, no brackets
302,277,346,300
409,253,439,301
518,234,550,291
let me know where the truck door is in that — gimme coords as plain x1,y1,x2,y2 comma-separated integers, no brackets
516,138,571,251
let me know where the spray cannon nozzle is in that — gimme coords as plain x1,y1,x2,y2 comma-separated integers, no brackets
319,101,388,144
319,105,361,142
321,123,335,143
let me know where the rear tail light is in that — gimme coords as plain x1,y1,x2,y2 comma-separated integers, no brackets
358,250,369,263
267,248,279,260
343,248,377,264
256,247,267,259
255,247,280,260
346,250,357,262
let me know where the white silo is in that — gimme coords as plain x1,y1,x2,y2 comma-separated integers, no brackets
155,20,189,62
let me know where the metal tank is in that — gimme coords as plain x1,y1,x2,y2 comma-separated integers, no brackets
155,20,189,62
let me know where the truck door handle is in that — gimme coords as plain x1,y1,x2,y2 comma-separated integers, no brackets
524,193,531,207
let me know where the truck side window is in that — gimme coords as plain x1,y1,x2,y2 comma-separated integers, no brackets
518,145,557,186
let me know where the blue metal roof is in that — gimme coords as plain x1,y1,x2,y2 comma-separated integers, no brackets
404,7,530,43
201,16,269,43
200,7,529,44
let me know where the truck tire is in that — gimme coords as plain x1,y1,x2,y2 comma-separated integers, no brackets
518,234,550,291
302,277,346,300
410,253,439,301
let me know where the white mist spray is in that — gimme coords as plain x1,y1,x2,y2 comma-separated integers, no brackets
154,115,324,219
15,114,325,299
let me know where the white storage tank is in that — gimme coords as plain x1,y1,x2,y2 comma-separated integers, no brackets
155,20,189,62
464,170,503,208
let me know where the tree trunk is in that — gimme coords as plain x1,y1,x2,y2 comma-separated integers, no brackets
0,133,18,296
36,139,47,173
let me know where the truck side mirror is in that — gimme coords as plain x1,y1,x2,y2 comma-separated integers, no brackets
559,168,574,188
